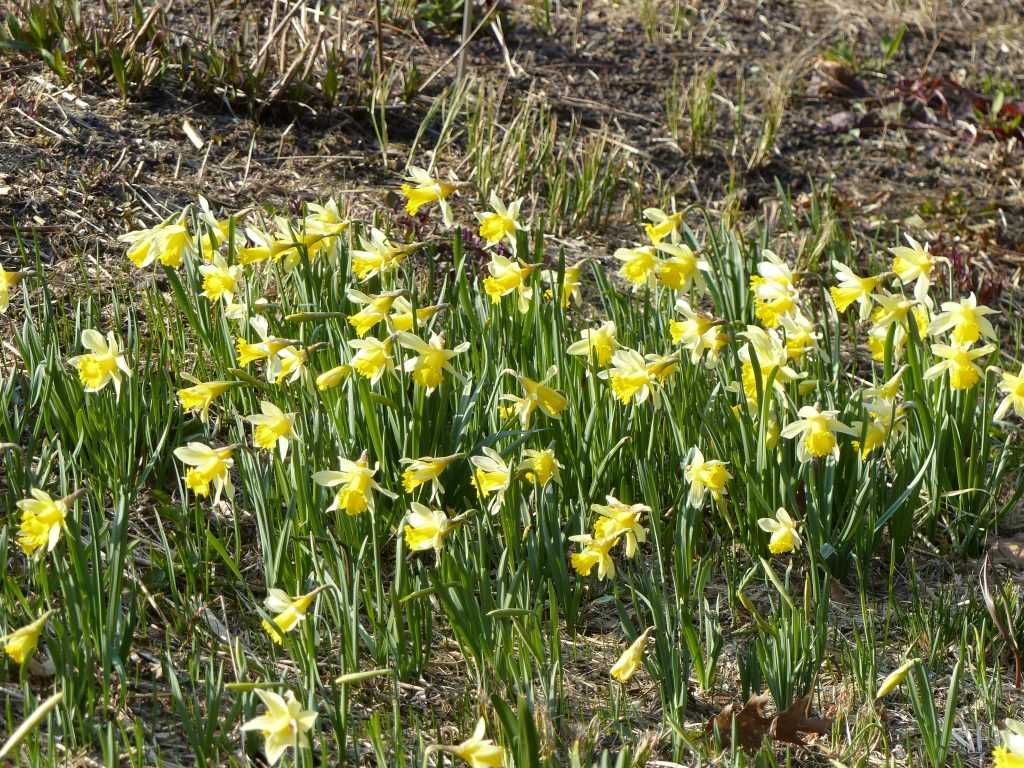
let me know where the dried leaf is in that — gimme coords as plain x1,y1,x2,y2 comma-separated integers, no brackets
707,692,773,751
989,538,1024,567
770,695,832,745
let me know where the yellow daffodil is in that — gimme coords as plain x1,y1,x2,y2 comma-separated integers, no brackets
643,207,682,244
174,442,234,503
780,310,819,361
476,192,524,245
3,611,51,666
684,448,731,508
852,397,902,459
443,718,506,768
178,380,236,423
569,534,617,580
387,296,442,332
749,250,798,328
890,234,935,305
0,263,24,313
757,508,802,554
830,260,880,321
780,404,856,462
541,260,587,309
261,588,321,644
347,289,399,337
350,227,414,281
863,367,907,402
592,496,649,557
470,447,511,509
927,293,998,345
241,689,317,766
483,252,535,312
924,342,995,390
316,364,352,391
403,502,453,554
738,326,802,403
235,317,292,379
397,332,469,393
993,719,1024,768
314,453,396,516
875,657,920,699
566,321,616,366
347,337,394,384
655,242,708,292
995,365,1024,421
274,345,310,385
614,244,658,289
16,489,71,556
238,224,295,266
304,199,348,242
246,401,297,459
119,218,189,269
518,448,562,487
198,254,242,304
599,348,658,407
610,627,654,683
68,329,132,398
671,299,724,365
500,366,568,428
401,166,457,226
401,453,462,498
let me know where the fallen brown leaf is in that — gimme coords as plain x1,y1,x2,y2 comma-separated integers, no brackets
770,695,833,745
707,692,833,751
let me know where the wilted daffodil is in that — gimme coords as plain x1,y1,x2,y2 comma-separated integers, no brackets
347,289,399,337
348,337,394,384
397,332,469,393
758,508,802,555
403,503,453,555
643,207,682,244
119,217,189,269
470,447,511,509
995,365,1024,421
401,166,457,226
684,448,731,508
614,244,658,289
198,254,242,304
241,689,317,766
0,262,24,313
483,252,535,312
889,234,935,305
68,329,132,398
387,296,443,332
350,227,414,281
316,363,352,392
401,453,462,498
829,260,880,321
993,719,1024,768
314,452,396,517
566,321,616,366
261,587,322,644
875,657,920,699
430,718,506,768
17,488,73,556
518,448,562,487
246,401,297,459
655,242,707,292
924,342,995,390
610,627,654,683
174,442,234,503
927,293,998,345
500,366,568,428
781,404,856,462
592,496,649,558
178,380,237,423
476,192,525,245
3,611,51,666
569,534,617,580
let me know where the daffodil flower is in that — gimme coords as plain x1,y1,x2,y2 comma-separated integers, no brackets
541,260,587,308
16,489,72,556
566,321,616,367
274,345,310,385
924,342,995,390
68,329,132,398
684,447,731,508
779,310,819,361
737,326,802,404
518,448,562,487
863,367,907,402
350,227,414,281
470,447,511,510
643,207,682,244
476,192,525,245
241,689,317,766
851,397,903,459
569,534,616,580
246,401,297,459
995,365,1024,421
927,293,998,345
599,348,659,406
316,364,352,391
0,262,25,313
174,442,234,503
591,496,649,557
347,289,399,337
238,224,297,266
875,657,920,699
198,254,242,304
348,337,394,384
889,234,935,305
261,587,322,644
830,260,880,321
500,366,568,428
610,627,654,683
749,250,798,328
401,453,462,498
2,611,51,666
178,380,237,423
757,508,802,554
314,453,396,516
654,242,708,292
483,252,535,312
397,332,469,393
993,719,1024,768
400,166,457,226
387,296,442,332
119,217,190,269
403,502,453,555
304,199,348,243
433,718,505,768
781,404,856,462
614,244,659,289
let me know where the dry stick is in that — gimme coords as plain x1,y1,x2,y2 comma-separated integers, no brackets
416,3,498,94
250,0,302,73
